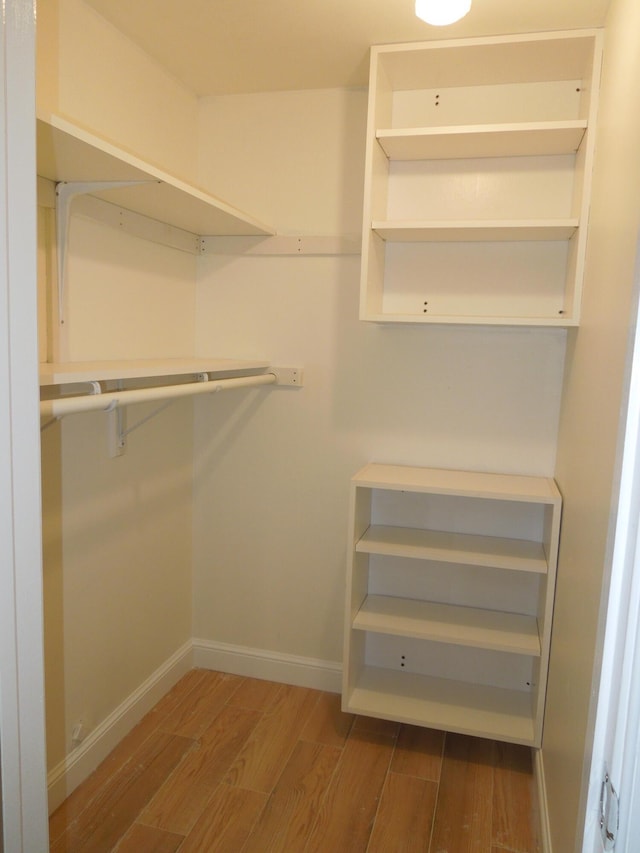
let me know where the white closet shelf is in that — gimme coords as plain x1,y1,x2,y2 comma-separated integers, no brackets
361,312,576,327
345,667,535,745
36,112,274,237
356,524,549,573
39,358,270,387
376,120,588,161
352,463,561,503
353,595,540,655
372,220,578,242
376,31,598,90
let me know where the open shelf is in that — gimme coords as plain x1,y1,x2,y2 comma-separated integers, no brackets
352,462,561,503
343,463,561,747
357,525,549,573
372,220,578,242
36,112,274,237
353,595,540,655
345,666,535,745
360,30,603,325
39,358,270,387
376,120,588,161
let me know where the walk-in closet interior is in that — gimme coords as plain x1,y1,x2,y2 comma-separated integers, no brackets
25,0,640,849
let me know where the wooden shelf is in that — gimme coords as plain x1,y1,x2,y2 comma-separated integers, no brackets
353,595,540,655
357,525,548,573
376,120,588,161
343,462,562,748
372,220,579,242
360,31,603,325
39,358,270,387
344,666,535,745
36,112,274,237
375,32,599,91
353,462,561,503
361,312,576,328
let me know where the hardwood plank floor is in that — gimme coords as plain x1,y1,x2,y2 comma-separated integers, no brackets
49,669,541,852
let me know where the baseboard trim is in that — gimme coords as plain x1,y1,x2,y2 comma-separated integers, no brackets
192,637,342,693
47,640,193,814
534,748,553,853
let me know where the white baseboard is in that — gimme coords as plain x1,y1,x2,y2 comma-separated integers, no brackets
47,638,342,814
47,640,193,814
192,637,342,693
534,748,553,853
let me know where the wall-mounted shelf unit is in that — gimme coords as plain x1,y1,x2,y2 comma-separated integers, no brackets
39,357,286,419
36,112,274,237
342,463,562,747
37,111,278,330
39,357,271,387
39,358,302,455
360,30,603,326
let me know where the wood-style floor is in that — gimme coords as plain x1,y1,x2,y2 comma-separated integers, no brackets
49,669,540,852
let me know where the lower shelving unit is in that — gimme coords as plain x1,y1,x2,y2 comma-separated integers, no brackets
347,666,535,744
342,463,562,747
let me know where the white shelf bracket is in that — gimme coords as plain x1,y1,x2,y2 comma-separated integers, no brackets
56,180,155,325
106,372,210,457
40,368,302,456
106,380,124,458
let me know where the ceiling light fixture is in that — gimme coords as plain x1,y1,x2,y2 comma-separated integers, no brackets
415,0,471,26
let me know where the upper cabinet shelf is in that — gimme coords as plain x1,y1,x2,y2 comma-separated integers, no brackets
372,220,578,242
376,120,588,161
36,112,275,237
360,30,603,327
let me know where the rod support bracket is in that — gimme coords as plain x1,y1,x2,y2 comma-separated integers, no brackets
271,366,304,387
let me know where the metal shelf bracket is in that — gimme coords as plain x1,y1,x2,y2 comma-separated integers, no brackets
56,180,154,325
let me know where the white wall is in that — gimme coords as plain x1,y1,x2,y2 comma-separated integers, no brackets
37,0,200,790
542,1,640,849
192,88,567,666
38,0,200,181
40,206,197,780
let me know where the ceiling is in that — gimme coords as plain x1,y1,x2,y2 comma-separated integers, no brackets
84,0,612,96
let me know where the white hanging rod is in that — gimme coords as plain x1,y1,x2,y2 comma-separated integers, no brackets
40,372,277,420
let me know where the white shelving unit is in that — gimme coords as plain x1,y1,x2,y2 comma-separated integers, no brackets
39,358,270,388
36,113,280,409
38,358,283,439
36,111,274,237
360,30,603,326
342,463,562,747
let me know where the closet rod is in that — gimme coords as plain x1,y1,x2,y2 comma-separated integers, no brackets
40,372,277,419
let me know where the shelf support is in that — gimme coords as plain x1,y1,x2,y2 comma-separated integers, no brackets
41,367,303,455
56,180,155,325
107,373,210,457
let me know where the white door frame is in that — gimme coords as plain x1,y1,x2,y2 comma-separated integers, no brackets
582,234,640,852
0,0,49,849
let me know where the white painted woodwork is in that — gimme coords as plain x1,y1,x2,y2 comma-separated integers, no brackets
372,220,579,242
0,0,49,847
348,667,535,744
360,30,603,326
36,112,274,237
39,358,270,387
353,595,541,655
357,525,549,573
342,463,562,747
376,121,588,161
